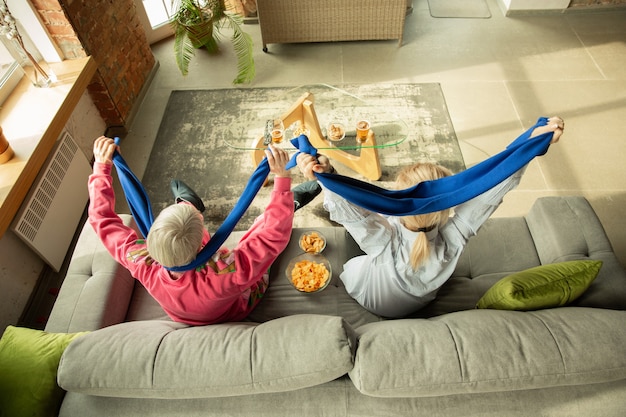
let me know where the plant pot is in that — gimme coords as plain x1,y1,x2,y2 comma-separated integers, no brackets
178,8,214,49
0,127,14,164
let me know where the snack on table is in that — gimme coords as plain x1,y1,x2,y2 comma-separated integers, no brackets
327,123,346,141
290,260,330,292
300,231,326,254
292,122,309,137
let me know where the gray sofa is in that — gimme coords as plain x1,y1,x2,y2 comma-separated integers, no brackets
46,196,626,416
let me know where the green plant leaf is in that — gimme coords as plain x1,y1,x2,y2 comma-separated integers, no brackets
171,0,208,25
173,25,195,76
171,1,255,83
222,12,255,84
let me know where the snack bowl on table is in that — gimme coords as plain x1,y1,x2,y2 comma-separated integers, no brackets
326,122,346,142
287,121,310,139
298,230,327,254
286,253,332,293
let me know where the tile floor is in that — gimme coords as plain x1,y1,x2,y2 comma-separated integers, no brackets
123,0,626,267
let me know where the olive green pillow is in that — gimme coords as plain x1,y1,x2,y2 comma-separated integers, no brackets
0,326,88,417
476,260,602,310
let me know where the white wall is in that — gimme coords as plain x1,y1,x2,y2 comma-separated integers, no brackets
0,91,105,332
499,0,571,14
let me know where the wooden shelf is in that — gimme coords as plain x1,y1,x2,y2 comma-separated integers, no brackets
0,56,97,237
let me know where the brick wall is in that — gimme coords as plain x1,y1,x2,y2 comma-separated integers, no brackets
29,0,85,59
29,0,155,130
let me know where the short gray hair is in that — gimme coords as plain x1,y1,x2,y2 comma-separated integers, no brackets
146,204,204,268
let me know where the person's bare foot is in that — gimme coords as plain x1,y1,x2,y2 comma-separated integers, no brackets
530,116,564,143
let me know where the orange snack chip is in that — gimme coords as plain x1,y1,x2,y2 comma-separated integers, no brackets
292,122,309,137
300,232,325,254
290,260,330,292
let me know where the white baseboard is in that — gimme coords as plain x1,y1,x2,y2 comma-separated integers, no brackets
498,0,570,16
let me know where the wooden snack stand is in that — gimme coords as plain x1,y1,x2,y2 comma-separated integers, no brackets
250,92,382,181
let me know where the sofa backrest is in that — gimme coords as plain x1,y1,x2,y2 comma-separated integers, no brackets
414,196,626,317
47,197,626,333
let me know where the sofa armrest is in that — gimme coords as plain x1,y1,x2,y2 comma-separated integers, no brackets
45,215,136,333
525,196,626,309
526,196,613,263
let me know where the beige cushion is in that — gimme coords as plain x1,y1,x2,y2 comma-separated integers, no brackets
350,307,626,397
58,315,355,398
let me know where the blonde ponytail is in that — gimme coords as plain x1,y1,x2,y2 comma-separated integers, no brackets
395,163,452,270
409,231,431,271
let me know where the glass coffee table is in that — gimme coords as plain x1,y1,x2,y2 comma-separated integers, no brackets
223,84,409,180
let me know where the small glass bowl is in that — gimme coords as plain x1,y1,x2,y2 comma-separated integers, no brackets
287,121,310,139
298,230,327,254
326,122,346,142
285,253,332,293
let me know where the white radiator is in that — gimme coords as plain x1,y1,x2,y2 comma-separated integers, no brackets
12,131,91,271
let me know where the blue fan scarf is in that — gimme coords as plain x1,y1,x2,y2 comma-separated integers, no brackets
112,117,553,271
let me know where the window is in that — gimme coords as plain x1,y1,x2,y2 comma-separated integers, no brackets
142,0,174,27
0,41,14,75
135,0,175,44
0,0,62,102
0,41,21,103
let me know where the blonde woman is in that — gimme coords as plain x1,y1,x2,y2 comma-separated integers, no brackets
296,117,564,317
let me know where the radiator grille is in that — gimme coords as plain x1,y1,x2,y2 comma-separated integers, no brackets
12,131,91,271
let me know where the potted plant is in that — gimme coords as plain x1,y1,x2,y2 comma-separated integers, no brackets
171,0,255,84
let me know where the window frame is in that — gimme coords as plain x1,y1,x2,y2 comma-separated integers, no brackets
0,0,63,101
0,61,22,103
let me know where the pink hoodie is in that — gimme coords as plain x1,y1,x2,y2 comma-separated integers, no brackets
88,162,293,325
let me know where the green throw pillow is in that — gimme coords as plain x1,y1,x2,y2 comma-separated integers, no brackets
0,326,88,417
476,260,602,311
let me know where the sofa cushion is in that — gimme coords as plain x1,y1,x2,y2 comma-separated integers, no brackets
58,315,355,398
476,260,602,310
349,308,626,397
0,326,88,417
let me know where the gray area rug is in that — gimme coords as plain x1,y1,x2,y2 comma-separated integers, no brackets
427,0,491,18
142,84,465,231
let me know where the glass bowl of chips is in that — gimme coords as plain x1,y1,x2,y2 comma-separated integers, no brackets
285,253,332,293
326,122,346,142
298,230,326,254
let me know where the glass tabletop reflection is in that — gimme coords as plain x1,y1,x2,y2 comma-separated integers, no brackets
222,84,409,151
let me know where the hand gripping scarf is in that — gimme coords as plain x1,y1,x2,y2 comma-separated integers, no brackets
290,117,555,216
112,117,554,271
112,140,272,272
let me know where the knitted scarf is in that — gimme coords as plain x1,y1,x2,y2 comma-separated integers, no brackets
112,117,553,271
